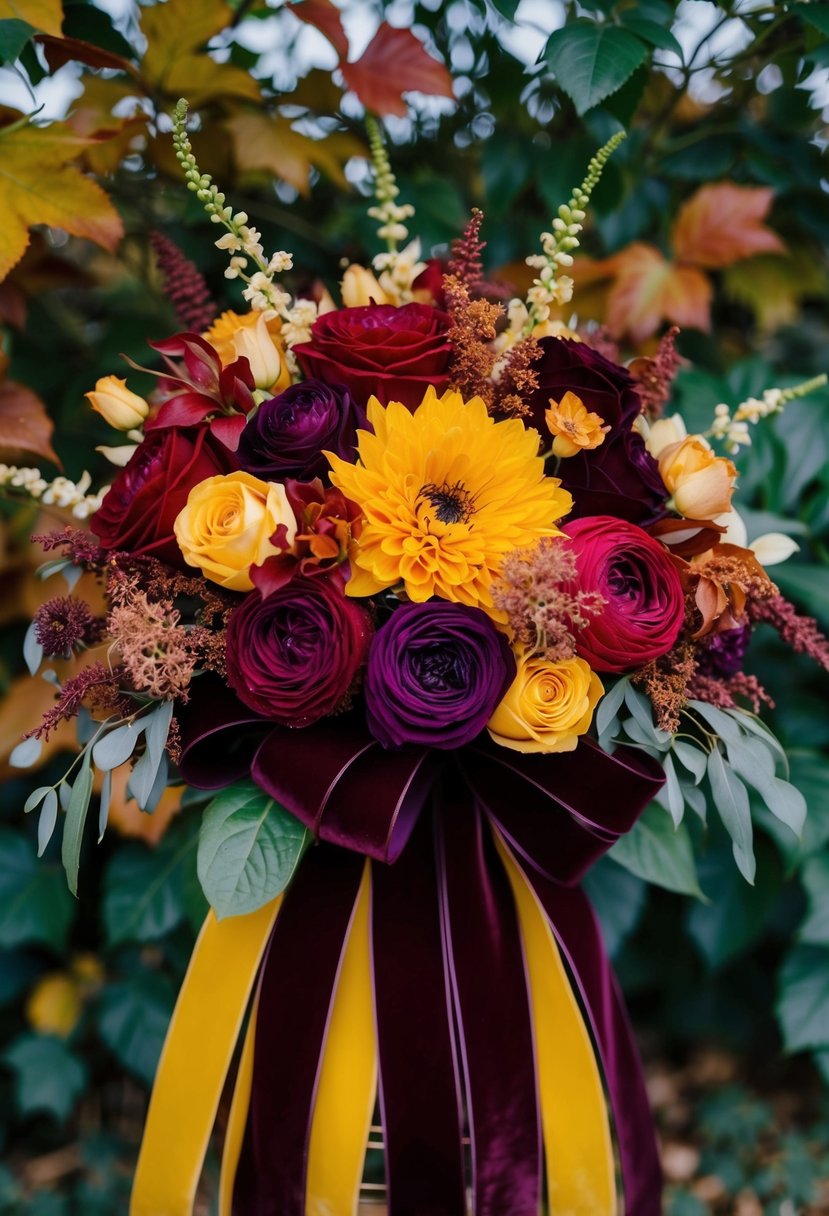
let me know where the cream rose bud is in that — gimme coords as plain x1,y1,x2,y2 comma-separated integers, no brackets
487,649,603,754
174,472,297,592
645,414,687,459
85,376,149,431
658,435,737,520
230,313,285,390
340,264,389,308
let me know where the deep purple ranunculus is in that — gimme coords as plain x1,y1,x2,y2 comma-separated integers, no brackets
226,574,373,727
525,337,667,524
237,380,366,484
292,303,453,409
697,623,751,677
364,601,516,750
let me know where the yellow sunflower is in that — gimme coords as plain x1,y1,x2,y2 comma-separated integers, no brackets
326,387,573,611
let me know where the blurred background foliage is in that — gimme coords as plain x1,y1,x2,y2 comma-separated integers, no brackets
1,0,829,1210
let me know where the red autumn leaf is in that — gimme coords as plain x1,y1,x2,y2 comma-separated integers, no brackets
604,243,712,343
35,34,137,74
670,183,785,269
0,377,60,465
287,0,348,60
341,23,454,117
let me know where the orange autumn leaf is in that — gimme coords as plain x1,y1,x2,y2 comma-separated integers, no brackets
0,376,59,465
226,111,363,194
671,183,785,269
604,243,712,343
0,0,62,36
0,116,123,282
341,23,454,117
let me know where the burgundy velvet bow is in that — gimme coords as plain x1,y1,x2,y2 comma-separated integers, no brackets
178,685,665,1216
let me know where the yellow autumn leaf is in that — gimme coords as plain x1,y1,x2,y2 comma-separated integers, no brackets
226,111,362,195
723,250,828,333
141,0,261,104
0,116,123,282
0,0,62,36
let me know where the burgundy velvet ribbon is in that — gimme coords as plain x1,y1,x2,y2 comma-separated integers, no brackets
178,695,665,1213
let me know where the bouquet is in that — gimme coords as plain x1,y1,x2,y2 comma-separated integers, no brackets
10,102,829,1215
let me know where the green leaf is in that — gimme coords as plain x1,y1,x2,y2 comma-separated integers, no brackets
198,781,310,919
672,740,707,784
2,1034,87,1122
596,676,629,738
543,22,649,116
92,721,145,771
619,14,683,59
103,831,196,946
0,829,75,952
794,3,829,37
790,750,829,855
37,789,58,857
582,856,646,957
0,18,35,65
773,563,829,629
61,750,94,897
23,620,42,676
688,839,780,968
799,854,829,944
777,944,829,1053
655,752,684,826
707,747,755,884
10,736,43,768
97,973,175,1086
481,131,534,216
609,804,703,897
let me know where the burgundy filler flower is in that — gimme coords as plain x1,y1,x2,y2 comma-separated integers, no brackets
91,426,237,567
238,380,366,484
225,574,373,726
526,338,667,524
364,601,515,750
563,516,685,673
292,303,453,409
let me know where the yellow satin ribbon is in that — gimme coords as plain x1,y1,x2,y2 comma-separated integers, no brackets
305,861,377,1216
218,988,260,1216
494,830,616,1216
131,897,282,1216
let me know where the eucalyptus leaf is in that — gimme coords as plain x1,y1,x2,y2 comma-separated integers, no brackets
62,564,83,592
198,781,310,919
98,770,112,843
689,701,745,744
609,804,703,897
625,683,670,744
707,747,755,884
672,740,707,784
761,777,807,839
681,781,708,821
23,786,52,815
58,782,72,811
22,621,43,676
61,752,94,897
92,721,145,772
657,752,685,827
596,677,629,737
37,790,58,858
9,737,43,769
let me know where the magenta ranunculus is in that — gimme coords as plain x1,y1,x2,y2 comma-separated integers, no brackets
364,601,515,750
225,575,373,726
292,303,453,409
526,338,667,524
563,516,685,673
91,426,237,567
237,380,366,484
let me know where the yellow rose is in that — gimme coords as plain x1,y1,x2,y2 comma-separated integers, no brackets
340,264,390,307
488,650,603,754
85,376,149,431
658,435,737,520
202,311,292,393
174,472,297,591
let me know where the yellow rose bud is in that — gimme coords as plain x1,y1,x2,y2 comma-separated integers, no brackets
25,973,83,1039
658,436,737,521
340,264,390,308
203,311,292,392
174,472,297,591
488,649,603,754
85,376,149,431
231,312,285,390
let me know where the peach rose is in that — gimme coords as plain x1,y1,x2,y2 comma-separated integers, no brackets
658,436,737,520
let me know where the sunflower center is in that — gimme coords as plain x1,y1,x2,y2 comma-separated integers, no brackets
418,480,474,525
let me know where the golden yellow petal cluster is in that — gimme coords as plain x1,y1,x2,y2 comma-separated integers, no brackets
488,649,603,753
327,387,572,612
545,390,610,459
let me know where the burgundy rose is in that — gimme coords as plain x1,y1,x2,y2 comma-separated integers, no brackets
91,427,237,567
237,380,366,484
526,338,667,524
225,574,373,726
364,601,515,750
563,516,685,673
292,303,453,409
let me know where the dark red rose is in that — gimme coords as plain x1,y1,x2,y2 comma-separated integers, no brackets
292,303,453,409
90,427,237,567
526,337,667,524
563,516,685,673
226,574,373,726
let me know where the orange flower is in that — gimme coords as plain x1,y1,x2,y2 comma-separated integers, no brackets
545,391,610,458
658,436,737,520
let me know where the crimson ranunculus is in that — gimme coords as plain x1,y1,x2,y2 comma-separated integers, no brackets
526,338,667,524
225,574,373,726
91,427,237,567
563,516,685,673
292,303,453,409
